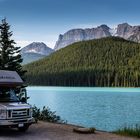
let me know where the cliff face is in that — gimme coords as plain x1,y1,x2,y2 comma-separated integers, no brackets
116,23,140,41
54,25,111,50
54,23,140,50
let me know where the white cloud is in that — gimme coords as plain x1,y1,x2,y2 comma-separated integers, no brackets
15,40,33,48
46,41,55,49
72,23,102,29
73,23,119,29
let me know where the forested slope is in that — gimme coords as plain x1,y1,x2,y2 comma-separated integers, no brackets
24,37,140,87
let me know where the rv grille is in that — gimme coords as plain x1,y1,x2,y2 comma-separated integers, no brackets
11,109,30,119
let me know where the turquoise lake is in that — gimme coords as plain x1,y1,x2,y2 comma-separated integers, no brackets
27,87,140,131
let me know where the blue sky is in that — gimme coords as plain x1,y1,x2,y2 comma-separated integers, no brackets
0,0,140,48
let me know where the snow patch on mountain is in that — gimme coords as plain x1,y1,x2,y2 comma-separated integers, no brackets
109,28,117,36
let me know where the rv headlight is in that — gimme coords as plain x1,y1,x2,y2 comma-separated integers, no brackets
27,108,32,117
0,110,7,119
30,108,33,117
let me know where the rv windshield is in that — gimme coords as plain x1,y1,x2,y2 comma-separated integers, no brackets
0,88,20,102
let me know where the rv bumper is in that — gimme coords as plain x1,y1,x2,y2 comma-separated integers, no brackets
0,117,35,127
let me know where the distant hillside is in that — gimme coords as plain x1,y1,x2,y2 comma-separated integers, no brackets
22,53,46,65
54,23,140,50
24,37,140,87
21,42,54,64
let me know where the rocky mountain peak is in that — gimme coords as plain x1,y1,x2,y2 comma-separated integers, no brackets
118,22,130,27
21,42,54,64
21,42,54,55
99,24,110,30
116,23,132,38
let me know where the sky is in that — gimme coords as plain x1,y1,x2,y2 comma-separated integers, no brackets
0,0,140,49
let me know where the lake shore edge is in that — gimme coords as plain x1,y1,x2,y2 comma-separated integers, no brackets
28,121,139,140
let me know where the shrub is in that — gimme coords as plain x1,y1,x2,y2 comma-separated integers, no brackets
32,106,66,123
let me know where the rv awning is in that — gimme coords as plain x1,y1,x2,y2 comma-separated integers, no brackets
0,70,23,87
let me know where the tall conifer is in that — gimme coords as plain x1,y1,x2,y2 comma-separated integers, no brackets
0,18,26,79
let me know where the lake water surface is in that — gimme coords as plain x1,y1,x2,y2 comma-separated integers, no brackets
27,87,140,131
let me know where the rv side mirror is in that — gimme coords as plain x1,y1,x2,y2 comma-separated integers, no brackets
21,97,26,103
19,88,28,103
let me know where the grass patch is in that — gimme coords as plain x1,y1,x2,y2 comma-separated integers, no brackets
114,125,140,138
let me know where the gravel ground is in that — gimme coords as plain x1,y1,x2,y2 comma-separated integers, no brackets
0,121,139,140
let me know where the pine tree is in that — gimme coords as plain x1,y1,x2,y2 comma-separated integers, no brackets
0,18,26,79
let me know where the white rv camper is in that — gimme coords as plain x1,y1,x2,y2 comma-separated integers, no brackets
0,70,34,131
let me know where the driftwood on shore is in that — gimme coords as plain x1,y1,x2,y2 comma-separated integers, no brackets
73,127,96,134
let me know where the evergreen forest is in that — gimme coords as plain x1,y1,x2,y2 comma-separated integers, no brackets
24,37,140,87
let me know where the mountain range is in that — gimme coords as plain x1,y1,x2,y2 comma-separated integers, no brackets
54,23,140,50
21,23,140,64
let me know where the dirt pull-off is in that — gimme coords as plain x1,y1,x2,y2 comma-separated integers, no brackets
0,121,139,140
